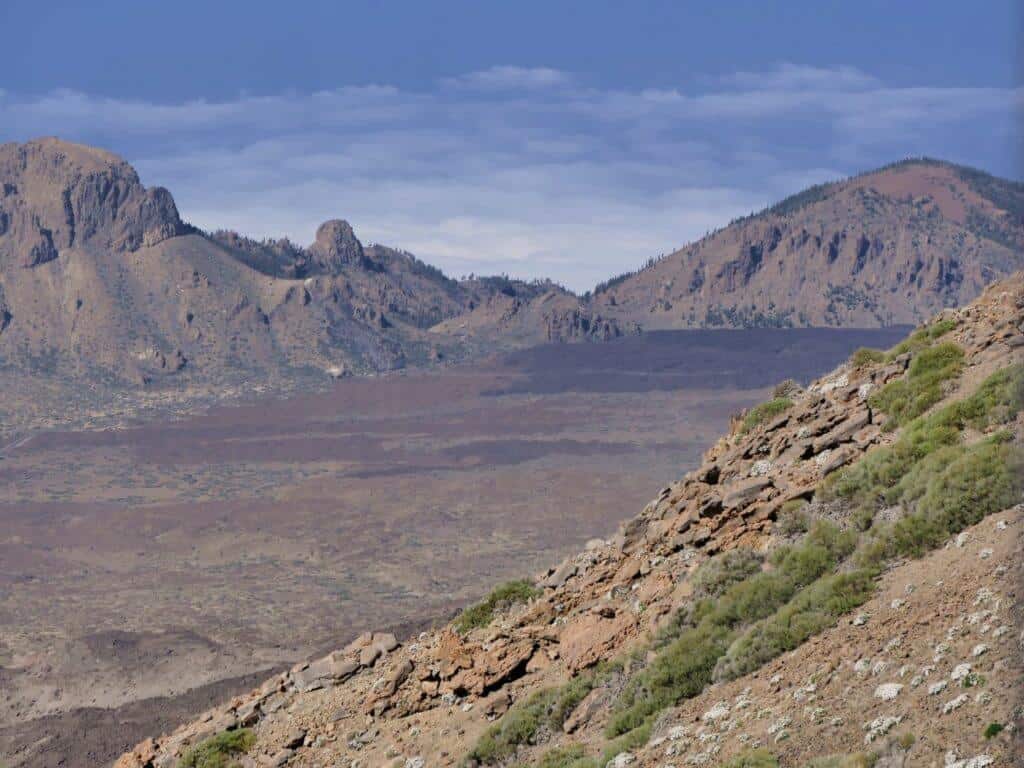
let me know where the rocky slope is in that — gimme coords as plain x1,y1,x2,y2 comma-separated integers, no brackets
114,274,1024,768
589,159,1024,329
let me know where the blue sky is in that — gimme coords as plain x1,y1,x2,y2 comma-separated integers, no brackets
1,1,1021,290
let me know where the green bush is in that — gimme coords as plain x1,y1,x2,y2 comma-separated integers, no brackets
850,347,886,368
886,317,957,359
984,722,1005,739
468,662,622,766
179,729,255,768
714,569,876,680
469,688,558,765
741,397,794,433
532,744,588,768
721,750,780,768
691,549,764,599
917,440,1022,541
776,499,810,535
607,522,852,738
870,342,964,428
455,579,541,634
824,364,1023,514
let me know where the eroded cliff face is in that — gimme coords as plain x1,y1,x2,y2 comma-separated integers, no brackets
114,274,1024,768
0,137,186,269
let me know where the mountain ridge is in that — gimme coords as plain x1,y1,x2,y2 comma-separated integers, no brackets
1,137,1022,409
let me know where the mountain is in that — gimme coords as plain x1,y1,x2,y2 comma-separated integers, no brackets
115,273,1024,768
587,158,1024,328
1,140,1022,397
0,138,626,390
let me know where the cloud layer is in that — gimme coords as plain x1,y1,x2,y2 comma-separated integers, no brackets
2,65,1019,290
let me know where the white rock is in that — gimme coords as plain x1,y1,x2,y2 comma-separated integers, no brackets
608,753,635,768
979,548,993,560
951,663,972,681
767,716,791,736
703,701,730,722
404,758,425,768
864,715,902,743
943,694,968,714
890,598,905,610
946,755,994,768
852,613,869,626
993,625,1010,639
995,519,1008,530
928,680,948,695
749,460,772,477
874,683,903,701
955,532,970,548
972,644,989,657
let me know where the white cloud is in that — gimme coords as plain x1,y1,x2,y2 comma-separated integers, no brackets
0,64,1017,290
441,65,572,90
722,63,880,91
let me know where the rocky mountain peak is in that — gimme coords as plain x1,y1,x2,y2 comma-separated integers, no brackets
0,137,186,268
307,218,365,272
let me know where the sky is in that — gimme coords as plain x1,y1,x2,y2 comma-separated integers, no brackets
1,0,1022,290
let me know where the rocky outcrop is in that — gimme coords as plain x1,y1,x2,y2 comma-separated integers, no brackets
0,137,186,269
543,305,640,343
307,219,365,273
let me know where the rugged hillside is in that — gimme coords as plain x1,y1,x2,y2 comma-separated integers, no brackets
114,273,1024,768
589,159,1024,329
2,142,1021,400
0,138,629,392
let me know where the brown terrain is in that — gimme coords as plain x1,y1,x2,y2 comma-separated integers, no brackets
104,273,1023,768
0,324,909,767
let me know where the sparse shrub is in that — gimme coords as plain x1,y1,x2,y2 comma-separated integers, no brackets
984,722,1004,739
772,379,801,398
454,579,541,634
916,440,1021,538
870,342,964,428
886,317,957,359
720,749,779,768
895,732,916,750
469,688,558,765
714,568,876,681
926,317,958,339
607,521,853,738
824,364,1023,516
178,729,255,768
776,499,809,535
804,753,878,768
469,663,621,765
532,743,590,768
741,397,794,433
691,549,764,599
850,347,885,368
